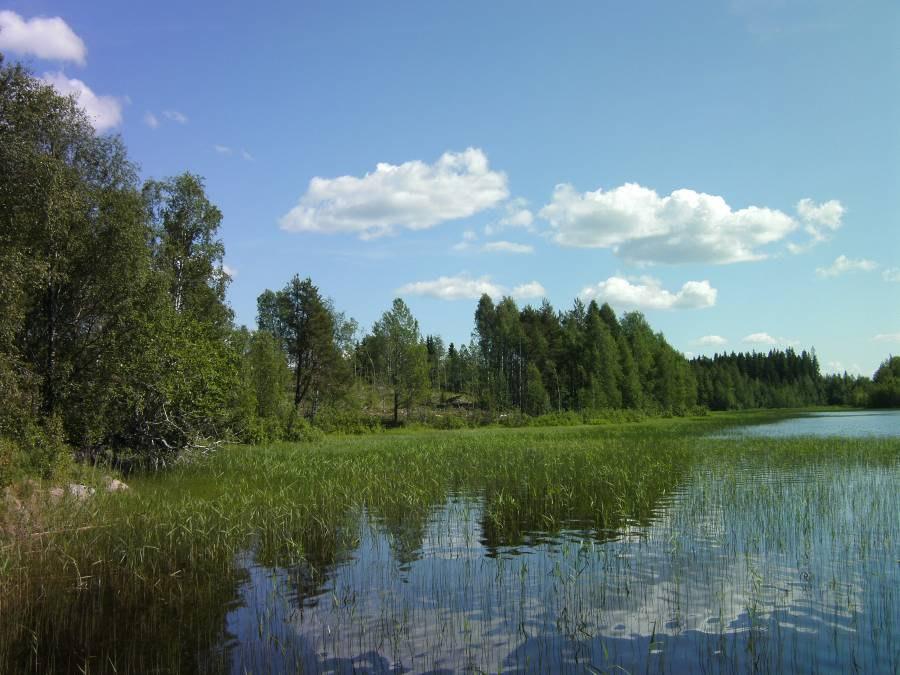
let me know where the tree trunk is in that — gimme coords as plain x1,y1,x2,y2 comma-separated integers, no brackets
393,388,399,424
43,281,57,415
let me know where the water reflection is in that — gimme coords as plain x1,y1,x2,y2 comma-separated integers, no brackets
720,409,900,438
218,453,899,674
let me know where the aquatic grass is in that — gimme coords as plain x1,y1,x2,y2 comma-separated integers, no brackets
1,411,898,672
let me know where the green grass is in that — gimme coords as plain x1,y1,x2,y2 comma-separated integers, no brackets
1,410,897,673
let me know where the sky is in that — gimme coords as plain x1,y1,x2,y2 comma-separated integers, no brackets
1,0,898,376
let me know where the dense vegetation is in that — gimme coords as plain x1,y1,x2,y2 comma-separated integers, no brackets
0,56,897,481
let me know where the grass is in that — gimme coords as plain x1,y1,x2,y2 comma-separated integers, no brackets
1,410,898,673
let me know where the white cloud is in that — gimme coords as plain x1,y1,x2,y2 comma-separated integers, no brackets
825,360,863,376
797,197,844,233
540,182,798,264
144,111,159,129
874,333,900,343
815,254,878,278
696,335,728,346
163,110,188,124
452,229,478,252
788,199,846,252
398,274,505,300
279,148,509,239
580,276,717,310
512,281,546,300
742,332,777,345
741,332,798,347
242,149,254,161
484,199,535,236
41,72,122,132
0,11,86,65
882,268,900,283
481,241,534,255
213,144,232,155
397,273,544,302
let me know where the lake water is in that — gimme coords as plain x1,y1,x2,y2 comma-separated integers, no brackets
720,409,900,438
216,421,900,673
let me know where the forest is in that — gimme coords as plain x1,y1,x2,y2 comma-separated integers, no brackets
1,56,897,480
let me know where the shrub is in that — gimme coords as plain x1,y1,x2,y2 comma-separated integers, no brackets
283,414,325,443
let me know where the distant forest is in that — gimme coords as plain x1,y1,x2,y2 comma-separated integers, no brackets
1,56,898,476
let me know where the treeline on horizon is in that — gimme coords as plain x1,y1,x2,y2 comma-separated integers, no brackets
1,56,898,481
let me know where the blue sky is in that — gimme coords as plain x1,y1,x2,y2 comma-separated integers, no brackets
2,0,898,375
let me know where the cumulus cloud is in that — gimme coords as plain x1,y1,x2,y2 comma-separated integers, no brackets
797,197,844,235
484,199,535,236
512,281,546,300
163,110,189,124
144,111,159,129
451,229,478,252
696,335,728,346
398,274,505,300
481,241,534,255
397,273,543,301
882,268,900,283
540,182,798,264
874,333,900,343
280,148,509,239
580,276,717,310
41,72,122,132
788,198,846,252
741,332,798,347
815,254,878,278
0,11,86,65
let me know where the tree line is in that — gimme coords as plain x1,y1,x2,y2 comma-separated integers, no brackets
1,56,896,479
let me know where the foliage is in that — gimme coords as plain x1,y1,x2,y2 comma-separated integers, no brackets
869,356,900,408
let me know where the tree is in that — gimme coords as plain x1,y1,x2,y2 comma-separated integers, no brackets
257,276,338,416
869,356,900,408
143,173,231,328
371,299,429,423
0,57,151,450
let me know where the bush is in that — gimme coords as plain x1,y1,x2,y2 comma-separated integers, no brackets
0,437,25,488
430,414,469,430
18,416,74,480
312,406,381,435
283,414,325,443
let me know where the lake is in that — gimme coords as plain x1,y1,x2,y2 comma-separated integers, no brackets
720,409,900,438
216,423,900,673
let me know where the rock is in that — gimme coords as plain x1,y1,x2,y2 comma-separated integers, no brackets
67,484,95,500
3,487,23,514
106,478,129,492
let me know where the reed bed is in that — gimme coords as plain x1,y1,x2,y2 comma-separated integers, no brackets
1,412,898,673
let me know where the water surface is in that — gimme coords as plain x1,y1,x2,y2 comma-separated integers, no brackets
721,409,900,438
219,442,900,673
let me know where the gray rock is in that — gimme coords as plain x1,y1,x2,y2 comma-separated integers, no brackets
106,478,129,492
67,484,95,499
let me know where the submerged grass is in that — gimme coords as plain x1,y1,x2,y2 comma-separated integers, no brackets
1,410,898,673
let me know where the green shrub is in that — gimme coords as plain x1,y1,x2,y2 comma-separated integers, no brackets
313,406,382,435
0,437,25,488
284,415,325,443
431,414,469,430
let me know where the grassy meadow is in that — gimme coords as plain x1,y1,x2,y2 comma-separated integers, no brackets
1,410,898,673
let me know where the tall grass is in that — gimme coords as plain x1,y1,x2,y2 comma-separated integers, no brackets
1,411,897,673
